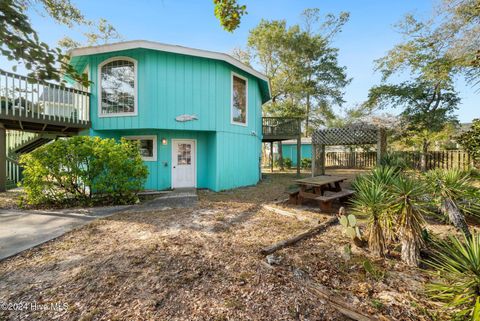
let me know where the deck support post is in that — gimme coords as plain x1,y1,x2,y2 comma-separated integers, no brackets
270,142,274,173
296,136,301,177
0,124,6,192
376,128,387,165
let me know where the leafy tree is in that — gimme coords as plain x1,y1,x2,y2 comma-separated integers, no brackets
213,0,247,32
457,119,480,168
246,10,350,136
58,18,122,52
366,81,459,171
0,0,121,86
394,0,480,87
1,0,239,86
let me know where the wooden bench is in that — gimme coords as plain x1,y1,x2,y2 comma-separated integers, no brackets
287,188,300,205
315,189,354,212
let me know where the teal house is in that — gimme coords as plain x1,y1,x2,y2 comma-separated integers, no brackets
69,40,271,191
282,138,312,166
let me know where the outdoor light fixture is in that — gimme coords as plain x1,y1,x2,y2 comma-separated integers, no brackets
161,138,168,145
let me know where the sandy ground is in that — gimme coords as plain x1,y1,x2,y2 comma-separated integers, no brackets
0,169,473,320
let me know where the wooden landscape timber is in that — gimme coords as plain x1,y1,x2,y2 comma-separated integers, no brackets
260,216,338,255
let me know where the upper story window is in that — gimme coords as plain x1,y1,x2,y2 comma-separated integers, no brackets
231,73,248,126
99,57,137,117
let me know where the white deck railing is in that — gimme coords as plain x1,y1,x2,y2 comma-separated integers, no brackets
0,69,90,125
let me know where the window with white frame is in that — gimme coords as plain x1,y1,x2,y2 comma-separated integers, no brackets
231,73,247,125
99,58,136,116
124,136,157,161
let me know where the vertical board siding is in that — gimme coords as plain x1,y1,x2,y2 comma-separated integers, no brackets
82,47,265,191
89,128,216,190
87,49,262,135
282,144,312,166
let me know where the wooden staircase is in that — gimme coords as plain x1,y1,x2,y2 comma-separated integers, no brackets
0,69,91,191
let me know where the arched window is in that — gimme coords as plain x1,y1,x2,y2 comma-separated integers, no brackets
99,57,137,116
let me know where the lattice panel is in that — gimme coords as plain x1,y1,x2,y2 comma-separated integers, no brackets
312,125,379,146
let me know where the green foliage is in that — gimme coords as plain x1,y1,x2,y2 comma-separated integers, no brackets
379,152,409,172
426,233,480,321
213,0,247,32
284,157,292,169
425,169,480,237
300,158,311,169
19,136,148,207
426,169,480,217
351,173,394,257
457,119,480,168
389,175,429,266
246,10,350,134
0,0,121,86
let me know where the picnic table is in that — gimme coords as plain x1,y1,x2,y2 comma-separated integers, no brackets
289,175,354,211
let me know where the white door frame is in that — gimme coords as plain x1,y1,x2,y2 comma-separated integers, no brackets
171,139,197,188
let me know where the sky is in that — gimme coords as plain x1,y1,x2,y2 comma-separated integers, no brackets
2,0,478,122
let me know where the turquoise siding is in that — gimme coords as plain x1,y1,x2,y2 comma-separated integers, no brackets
74,48,266,191
283,144,312,166
79,49,262,134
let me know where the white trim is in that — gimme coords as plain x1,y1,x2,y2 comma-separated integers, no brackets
69,40,269,85
98,56,138,118
171,139,197,188
124,135,157,162
230,72,248,127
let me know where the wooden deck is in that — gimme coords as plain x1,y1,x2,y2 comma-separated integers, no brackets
0,69,91,134
262,117,302,142
0,69,91,191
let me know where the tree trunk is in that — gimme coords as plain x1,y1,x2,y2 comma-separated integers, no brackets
278,141,284,170
400,231,420,266
420,139,429,172
443,198,471,238
368,221,385,257
305,93,310,137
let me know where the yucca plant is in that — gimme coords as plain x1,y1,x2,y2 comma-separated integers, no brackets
351,178,393,257
425,169,479,239
426,234,480,321
353,166,400,243
379,152,409,172
390,176,428,266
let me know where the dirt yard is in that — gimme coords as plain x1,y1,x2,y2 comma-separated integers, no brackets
0,169,468,320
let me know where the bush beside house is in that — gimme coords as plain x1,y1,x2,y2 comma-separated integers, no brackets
19,136,148,207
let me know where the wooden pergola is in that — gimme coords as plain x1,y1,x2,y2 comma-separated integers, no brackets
311,124,387,176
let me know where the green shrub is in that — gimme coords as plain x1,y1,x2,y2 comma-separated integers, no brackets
300,157,311,169
19,136,148,207
284,157,292,169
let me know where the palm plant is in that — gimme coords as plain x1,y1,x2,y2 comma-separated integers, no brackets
425,169,479,239
351,177,393,257
390,176,428,266
426,234,480,321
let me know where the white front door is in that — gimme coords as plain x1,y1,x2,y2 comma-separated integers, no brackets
172,139,196,188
